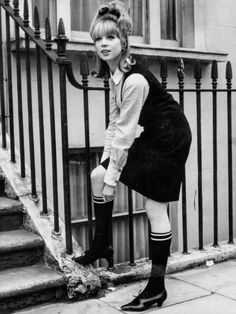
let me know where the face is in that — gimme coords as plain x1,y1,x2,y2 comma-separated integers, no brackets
93,23,122,71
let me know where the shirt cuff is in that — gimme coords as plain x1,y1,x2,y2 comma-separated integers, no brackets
104,162,122,186
100,151,110,163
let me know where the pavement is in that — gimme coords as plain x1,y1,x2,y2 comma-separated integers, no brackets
14,259,236,314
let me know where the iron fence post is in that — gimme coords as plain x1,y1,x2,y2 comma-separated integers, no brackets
55,19,72,255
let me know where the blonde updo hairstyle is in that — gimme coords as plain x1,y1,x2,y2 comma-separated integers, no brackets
90,1,135,77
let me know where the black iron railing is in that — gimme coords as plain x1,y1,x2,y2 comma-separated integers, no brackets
0,0,109,255
0,0,235,266
162,59,235,252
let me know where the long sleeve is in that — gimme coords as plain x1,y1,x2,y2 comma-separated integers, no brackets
104,73,149,186
100,87,119,162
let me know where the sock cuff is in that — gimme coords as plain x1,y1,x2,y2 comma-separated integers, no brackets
93,195,114,204
150,230,172,241
93,195,106,204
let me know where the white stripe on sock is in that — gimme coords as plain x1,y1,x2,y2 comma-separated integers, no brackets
151,230,172,241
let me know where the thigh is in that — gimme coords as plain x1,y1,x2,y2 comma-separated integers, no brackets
91,165,106,196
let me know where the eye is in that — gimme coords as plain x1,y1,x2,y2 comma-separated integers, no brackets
108,34,116,39
94,37,101,42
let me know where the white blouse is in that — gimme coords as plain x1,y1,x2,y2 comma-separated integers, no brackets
102,67,150,187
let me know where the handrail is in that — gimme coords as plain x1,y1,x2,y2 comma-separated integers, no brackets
0,0,58,62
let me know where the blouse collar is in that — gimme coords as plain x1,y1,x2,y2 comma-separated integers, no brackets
110,67,124,85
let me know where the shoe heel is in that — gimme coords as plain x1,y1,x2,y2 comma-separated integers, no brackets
106,253,114,269
157,300,164,307
157,290,167,307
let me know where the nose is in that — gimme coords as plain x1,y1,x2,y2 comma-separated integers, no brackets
101,36,108,46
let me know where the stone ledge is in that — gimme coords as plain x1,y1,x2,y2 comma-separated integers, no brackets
98,240,236,286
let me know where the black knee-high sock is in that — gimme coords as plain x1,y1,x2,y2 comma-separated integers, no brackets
144,230,172,295
91,195,113,252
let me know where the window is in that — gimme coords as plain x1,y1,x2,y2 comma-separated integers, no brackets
149,0,196,48
160,0,177,40
31,0,199,50
70,0,147,43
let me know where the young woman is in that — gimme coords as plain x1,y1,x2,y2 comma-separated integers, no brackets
74,1,192,311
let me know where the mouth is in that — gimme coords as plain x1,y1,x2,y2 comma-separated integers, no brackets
101,50,110,54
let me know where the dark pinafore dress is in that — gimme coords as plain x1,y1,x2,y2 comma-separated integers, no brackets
101,63,192,202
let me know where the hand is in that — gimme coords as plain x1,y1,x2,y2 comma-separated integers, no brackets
102,184,116,202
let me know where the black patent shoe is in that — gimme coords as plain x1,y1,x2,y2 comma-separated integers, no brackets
74,247,114,269
121,289,167,312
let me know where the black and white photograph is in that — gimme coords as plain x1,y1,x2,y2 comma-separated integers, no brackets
0,1,235,313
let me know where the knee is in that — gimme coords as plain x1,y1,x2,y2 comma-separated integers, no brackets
145,199,168,221
91,166,106,186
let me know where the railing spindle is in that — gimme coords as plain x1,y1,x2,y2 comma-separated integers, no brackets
34,7,47,214
194,60,203,250
25,33,37,199
46,17,60,234
80,53,93,248
128,189,135,266
226,61,234,244
14,2,25,178
5,11,15,162
0,7,6,148
103,73,110,128
56,19,72,254
178,58,188,253
13,0,19,16
211,60,218,247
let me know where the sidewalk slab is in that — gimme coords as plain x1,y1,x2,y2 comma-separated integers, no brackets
12,260,236,314
152,294,236,314
100,275,211,312
13,299,121,314
173,259,236,300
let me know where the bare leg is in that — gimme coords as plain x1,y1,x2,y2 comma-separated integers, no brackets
91,165,106,197
145,199,170,233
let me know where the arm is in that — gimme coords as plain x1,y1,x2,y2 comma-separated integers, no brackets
100,91,119,162
104,73,149,186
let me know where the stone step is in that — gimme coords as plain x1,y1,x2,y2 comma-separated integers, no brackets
0,230,44,270
0,264,66,312
0,196,24,231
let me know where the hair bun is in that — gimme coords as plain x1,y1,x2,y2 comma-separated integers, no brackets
109,4,121,18
98,6,109,16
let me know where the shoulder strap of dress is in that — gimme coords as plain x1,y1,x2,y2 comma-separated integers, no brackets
120,64,142,102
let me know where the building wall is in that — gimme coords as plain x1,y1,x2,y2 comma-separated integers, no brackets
2,0,236,261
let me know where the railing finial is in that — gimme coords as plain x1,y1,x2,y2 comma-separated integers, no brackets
34,6,41,39
194,59,202,80
23,0,29,26
177,58,185,90
58,18,65,36
80,53,90,77
160,57,168,88
45,18,52,50
226,61,232,81
177,58,185,80
211,60,218,80
55,18,68,60
13,0,20,16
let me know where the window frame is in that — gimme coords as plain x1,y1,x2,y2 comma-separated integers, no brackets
31,0,205,51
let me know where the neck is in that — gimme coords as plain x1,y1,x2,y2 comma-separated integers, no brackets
107,57,121,74
107,62,118,74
